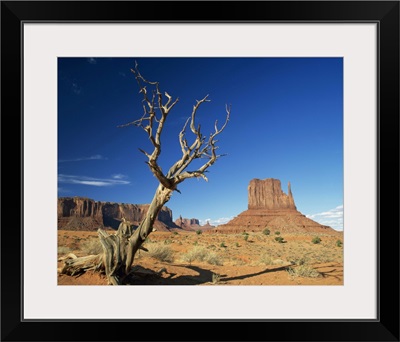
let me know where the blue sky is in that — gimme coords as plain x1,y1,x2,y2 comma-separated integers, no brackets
58,57,343,230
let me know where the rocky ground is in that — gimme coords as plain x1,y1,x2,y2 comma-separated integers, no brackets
58,229,344,286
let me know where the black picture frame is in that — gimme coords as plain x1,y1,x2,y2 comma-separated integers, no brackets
1,1,399,341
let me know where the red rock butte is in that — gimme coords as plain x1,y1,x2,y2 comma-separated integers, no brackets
214,178,338,234
57,197,179,232
248,178,296,210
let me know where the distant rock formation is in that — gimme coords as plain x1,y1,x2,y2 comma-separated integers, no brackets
248,178,296,210
58,197,180,232
174,216,215,231
215,178,338,234
175,216,200,229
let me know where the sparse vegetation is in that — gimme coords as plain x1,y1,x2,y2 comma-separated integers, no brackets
287,264,320,278
196,230,202,235
312,236,322,244
181,246,223,265
58,246,72,255
243,233,249,241
58,228,343,285
287,255,309,266
206,252,223,266
262,228,270,236
147,243,174,262
259,253,274,265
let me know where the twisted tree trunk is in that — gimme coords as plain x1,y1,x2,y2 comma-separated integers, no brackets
60,185,172,285
125,184,173,274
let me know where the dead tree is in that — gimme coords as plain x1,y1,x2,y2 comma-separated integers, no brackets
60,63,230,285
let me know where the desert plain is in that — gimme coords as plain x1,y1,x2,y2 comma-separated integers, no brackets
58,229,343,286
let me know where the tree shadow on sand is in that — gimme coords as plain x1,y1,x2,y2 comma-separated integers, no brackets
123,264,290,285
313,263,343,281
124,265,226,285
220,265,290,282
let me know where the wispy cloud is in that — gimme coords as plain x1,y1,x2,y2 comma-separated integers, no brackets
112,173,128,179
306,205,343,231
58,154,107,163
58,174,130,187
87,58,97,64
199,217,233,226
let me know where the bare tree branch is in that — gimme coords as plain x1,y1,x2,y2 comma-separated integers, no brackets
167,102,230,185
118,63,183,190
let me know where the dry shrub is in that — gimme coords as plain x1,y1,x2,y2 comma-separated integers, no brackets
287,254,310,266
287,264,320,278
80,238,103,255
206,251,223,266
315,254,335,263
147,243,174,263
259,253,274,265
181,246,208,263
181,246,223,265
232,257,247,266
58,246,72,255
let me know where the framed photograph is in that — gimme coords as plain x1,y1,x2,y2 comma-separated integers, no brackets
2,1,399,341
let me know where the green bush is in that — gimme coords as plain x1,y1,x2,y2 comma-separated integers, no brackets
196,230,202,235
243,233,249,241
275,231,281,235
262,228,270,235
275,236,285,243
336,239,343,247
220,242,227,248
312,236,322,244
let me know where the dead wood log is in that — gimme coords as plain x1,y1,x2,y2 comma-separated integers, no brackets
60,254,103,276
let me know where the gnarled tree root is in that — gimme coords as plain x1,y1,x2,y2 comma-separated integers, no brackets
59,224,142,285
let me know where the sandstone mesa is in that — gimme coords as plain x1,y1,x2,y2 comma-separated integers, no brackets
58,178,338,234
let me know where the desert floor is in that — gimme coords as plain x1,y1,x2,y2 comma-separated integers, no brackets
58,229,343,286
